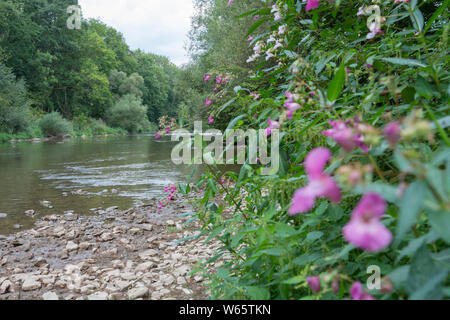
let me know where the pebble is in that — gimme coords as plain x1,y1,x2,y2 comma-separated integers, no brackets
127,287,148,300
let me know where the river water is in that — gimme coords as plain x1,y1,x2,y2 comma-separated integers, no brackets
0,134,201,235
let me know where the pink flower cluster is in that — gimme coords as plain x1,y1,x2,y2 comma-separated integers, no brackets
289,148,392,252
289,147,341,215
264,117,280,137
284,92,301,119
322,119,369,153
343,193,392,252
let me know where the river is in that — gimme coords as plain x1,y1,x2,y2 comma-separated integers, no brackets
0,134,200,235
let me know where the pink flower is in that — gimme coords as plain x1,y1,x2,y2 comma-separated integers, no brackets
322,120,369,153
165,126,170,134
350,282,375,300
343,193,392,252
307,276,321,294
254,15,260,21
289,148,341,215
247,36,254,42
155,132,161,140
306,0,320,11
249,92,260,100
208,116,215,125
216,76,222,84
205,98,213,107
203,74,211,83
284,92,301,119
264,117,280,137
384,121,401,146
227,0,234,6
157,202,164,210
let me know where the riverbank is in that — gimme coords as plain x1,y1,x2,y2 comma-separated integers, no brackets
0,192,225,300
0,130,129,144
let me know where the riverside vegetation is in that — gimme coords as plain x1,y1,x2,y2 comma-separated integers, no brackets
0,0,449,301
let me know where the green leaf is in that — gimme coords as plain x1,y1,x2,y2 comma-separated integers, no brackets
380,57,427,68
217,98,237,116
327,63,346,102
246,286,270,300
424,0,449,34
411,8,424,32
247,17,272,36
415,76,434,99
396,181,426,241
406,245,447,300
225,114,246,132
283,275,305,285
426,208,450,244
306,231,323,242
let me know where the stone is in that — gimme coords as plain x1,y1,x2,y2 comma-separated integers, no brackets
100,232,114,242
22,277,41,291
42,292,59,300
138,249,158,260
135,262,154,272
66,241,79,251
142,224,153,231
166,220,175,226
174,265,190,277
87,292,109,300
0,213,7,219
127,287,149,300
25,209,36,217
0,280,12,294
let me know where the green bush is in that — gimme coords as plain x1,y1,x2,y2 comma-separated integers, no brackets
0,63,31,134
106,94,151,133
187,0,450,301
39,112,73,137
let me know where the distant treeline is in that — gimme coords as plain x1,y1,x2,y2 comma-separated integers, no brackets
0,0,195,139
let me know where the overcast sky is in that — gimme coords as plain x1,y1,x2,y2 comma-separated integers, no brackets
78,0,194,66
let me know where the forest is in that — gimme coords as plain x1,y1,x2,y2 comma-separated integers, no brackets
0,0,199,141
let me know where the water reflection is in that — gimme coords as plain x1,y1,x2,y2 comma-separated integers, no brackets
0,135,207,235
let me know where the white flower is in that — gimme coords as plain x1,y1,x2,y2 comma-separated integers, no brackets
273,40,283,50
278,25,287,35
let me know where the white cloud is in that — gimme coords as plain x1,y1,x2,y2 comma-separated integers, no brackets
78,0,194,66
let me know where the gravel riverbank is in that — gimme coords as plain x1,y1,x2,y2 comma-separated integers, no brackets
0,193,224,300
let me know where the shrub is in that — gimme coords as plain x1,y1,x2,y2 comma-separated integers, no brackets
106,94,151,133
187,0,450,301
0,63,31,134
39,112,73,137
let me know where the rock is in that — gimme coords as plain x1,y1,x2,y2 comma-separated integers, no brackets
25,209,36,217
66,241,79,251
111,189,118,194
33,257,47,267
138,249,158,260
22,277,41,291
42,292,59,300
135,262,154,272
129,227,141,235
160,274,175,286
40,200,52,208
174,265,190,277
0,280,12,294
166,220,175,226
100,232,114,242
0,213,7,219
142,224,153,231
127,287,148,300
114,280,131,292
87,292,109,300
